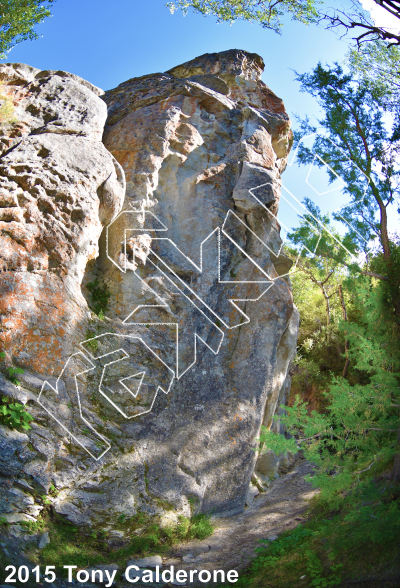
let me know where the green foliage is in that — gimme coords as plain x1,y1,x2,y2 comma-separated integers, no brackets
285,201,357,406
187,513,213,539
257,528,343,588
86,279,111,317
248,54,400,586
116,524,162,558
234,525,344,588
0,351,25,385
49,483,59,496
249,267,400,586
0,0,56,59
260,274,400,501
161,513,213,542
370,235,400,324
290,272,341,346
20,518,45,534
39,514,104,571
294,62,399,273
348,40,400,113
289,284,345,401
166,0,320,32
6,365,24,385
286,198,355,330
288,199,358,268
37,508,214,572
0,395,34,430
85,330,99,352
233,489,399,587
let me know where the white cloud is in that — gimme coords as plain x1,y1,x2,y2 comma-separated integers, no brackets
359,0,400,34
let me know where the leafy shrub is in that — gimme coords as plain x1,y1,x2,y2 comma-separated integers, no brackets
239,526,343,588
6,366,24,385
249,276,400,587
0,396,34,430
0,351,25,385
261,278,400,509
86,279,111,318
188,513,213,539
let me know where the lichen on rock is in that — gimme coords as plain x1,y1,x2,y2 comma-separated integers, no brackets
0,50,298,548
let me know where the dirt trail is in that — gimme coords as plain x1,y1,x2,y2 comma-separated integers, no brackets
162,458,318,582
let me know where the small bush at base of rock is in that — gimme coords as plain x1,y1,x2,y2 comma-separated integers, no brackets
188,513,213,540
32,509,215,573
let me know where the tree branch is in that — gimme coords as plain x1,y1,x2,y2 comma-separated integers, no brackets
321,6,400,46
360,270,389,280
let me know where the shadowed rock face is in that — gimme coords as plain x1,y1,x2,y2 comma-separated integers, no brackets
0,51,298,535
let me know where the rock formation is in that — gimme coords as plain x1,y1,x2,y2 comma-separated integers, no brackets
0,51,298,542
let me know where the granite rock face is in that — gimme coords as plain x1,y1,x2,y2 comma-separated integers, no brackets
0,51,298,537
0,62,125,375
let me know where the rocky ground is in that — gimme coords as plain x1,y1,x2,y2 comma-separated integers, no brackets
162,457,317,578
0,458,317,587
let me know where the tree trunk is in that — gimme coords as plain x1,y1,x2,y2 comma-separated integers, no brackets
371,185,391,262
325,295,330,328
321,287,331,342
338,284,350,378
370,183,400,320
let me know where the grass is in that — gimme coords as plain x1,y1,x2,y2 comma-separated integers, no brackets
227,482,400,588
26,508,214,576
84,331,99,352
37,515,107,571
20,519,46,535
186,513,214,540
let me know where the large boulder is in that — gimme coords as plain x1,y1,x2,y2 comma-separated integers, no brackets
0,51,298,533
0,62,125,375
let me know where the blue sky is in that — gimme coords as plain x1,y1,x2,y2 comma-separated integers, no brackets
4,0,397,239
2,0,351,122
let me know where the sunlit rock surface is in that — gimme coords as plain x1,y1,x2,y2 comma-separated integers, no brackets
0,51,298,535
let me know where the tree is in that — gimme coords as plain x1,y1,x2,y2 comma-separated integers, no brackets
0,0,55,59
293,63,400,319
166,0,400,45
273,57,400,503
348,40,400,125
323,0,400,46
261,274,400,489
166,0,320,33
287,198,356,330
286,199,357,384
